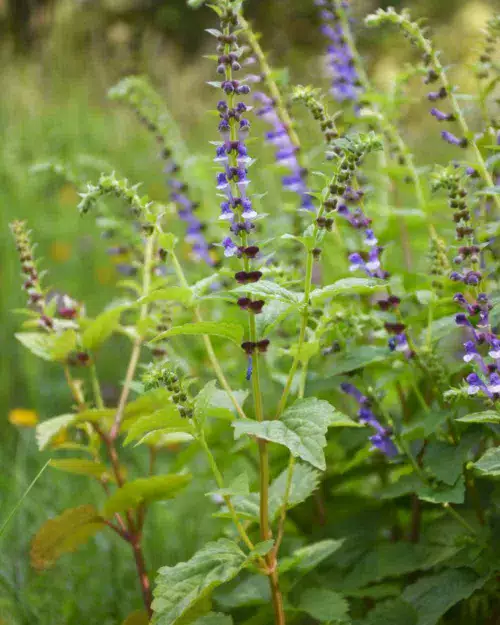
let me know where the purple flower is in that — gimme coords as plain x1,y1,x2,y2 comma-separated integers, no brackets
441,131,468,148
222,236,239,258
341,382,398,457
430,107,454,122
318,3,362,103
466,372,491,397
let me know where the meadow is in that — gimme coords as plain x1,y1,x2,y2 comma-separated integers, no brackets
1,1,500,624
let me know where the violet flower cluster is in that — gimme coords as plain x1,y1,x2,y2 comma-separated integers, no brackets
340,187,412,358
212,2,269,380
316,0,361,103
254,91,314,211
341,382,398,456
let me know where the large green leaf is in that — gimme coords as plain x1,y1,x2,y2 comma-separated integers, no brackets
298,588,350,623
328,346,391,376
194,381,218,429
16,330,77,363
279,539,344,574
417,476,465,504
152,322,244,345
472,448,500,476
124,404,193,446
311,278,387,304
218,463,320,523
423,439,470,486
402,568,486,625
124,388,173,419
81,307,123,351
36,414,76,450
233,397,335,470
231,280,300,305
30,504,104,570
104,474,192,517
152,539,248,625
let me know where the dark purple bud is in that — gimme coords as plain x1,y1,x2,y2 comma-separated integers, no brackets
257,339,270,352
249,300,265,314
241,341,256,355
237,297,251,310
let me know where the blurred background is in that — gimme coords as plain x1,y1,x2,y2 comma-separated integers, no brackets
0,0,497,623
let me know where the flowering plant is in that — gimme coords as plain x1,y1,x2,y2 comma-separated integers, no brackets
9,1,500,624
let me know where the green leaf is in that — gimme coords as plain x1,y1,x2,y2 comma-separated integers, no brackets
124,405,193,446
231,280,300,305
104,474,192,517
219,463,320,523
473,447,500,476
16,330,77,362
215,575,270,609
311,278,387,304
402,568,486,625
250,540,274,557
152,322,244,345
207,473,249,498
36,414,76,451
30,504,104,570
298,588,350,623
341,543,434,591
191,614,232,625
140,287,193,306
361,598,418,625
233,398,334,470
205,388,248,420
124,388,173,419
456,410,500,424
423,440,469,486
417,476,465,504
279,539,344,574
152,539,248,625
194,381,218,429
328,408,362,427
49,459,111,480
81,307,123,351
328,346,391,376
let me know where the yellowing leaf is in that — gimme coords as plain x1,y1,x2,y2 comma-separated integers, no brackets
8,408,39,428
122,611,149,625
36,414,76,451
30,505,104,570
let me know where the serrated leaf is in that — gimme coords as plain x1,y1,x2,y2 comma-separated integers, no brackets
457,410,500,424
49,459,111,480
81,307,123,351
36,414,76,451
205,388,248,420
207,473,249,498
219,463,320,523
140,287,193,306
402,568,486,625
311,278,387,304
473,447,500,476
328,346,391,376
417,476,465,504
124,404,193,446
215,575,270,609
250,539,274,557
104,474,192,517
30,505,104,570
152,539,248,625
231,280,300,305
233,398,334,470
16,330,77,362
298,588,350,623
152,322,244,345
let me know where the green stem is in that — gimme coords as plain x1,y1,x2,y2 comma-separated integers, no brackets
170,249,248,420
89,362,105,410
199,434,260,555
110,230,156,440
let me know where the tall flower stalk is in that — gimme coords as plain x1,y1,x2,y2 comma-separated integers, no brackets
209,2,284,622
